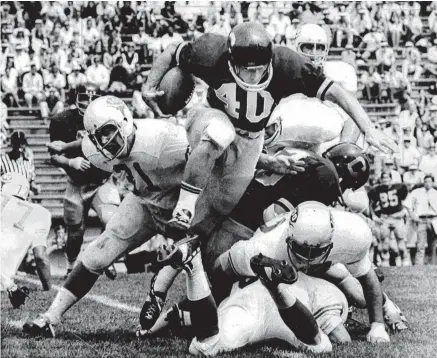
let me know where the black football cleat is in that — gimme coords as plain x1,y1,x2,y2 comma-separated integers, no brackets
8,286,29,309
138,291,165,336
23,315,56,338
250,253,298,287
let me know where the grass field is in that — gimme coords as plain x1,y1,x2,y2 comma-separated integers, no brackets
2,266,437,358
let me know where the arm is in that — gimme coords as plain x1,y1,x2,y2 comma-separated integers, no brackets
32,245,51,291
325,83,397,153
340,118,361,143
257,152,305,175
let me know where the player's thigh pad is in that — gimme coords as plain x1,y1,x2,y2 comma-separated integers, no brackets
185,107,235,151
64,181,86,225
204,218,254,273
82,193,157,272
391,218,406,239
218,304,256,350
91,178,121,226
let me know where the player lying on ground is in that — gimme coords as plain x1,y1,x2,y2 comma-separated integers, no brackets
142,22,397,237
1,172,51,308
148,258,352,355
48,90,120,279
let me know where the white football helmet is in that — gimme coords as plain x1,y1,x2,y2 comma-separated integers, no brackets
1,172,30,200
286,201,334,270
84,96,134,160
296,24,330,67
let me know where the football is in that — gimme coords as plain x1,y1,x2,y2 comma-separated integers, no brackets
157,67,195,115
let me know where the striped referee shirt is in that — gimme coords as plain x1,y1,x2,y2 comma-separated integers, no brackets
0,150,35,183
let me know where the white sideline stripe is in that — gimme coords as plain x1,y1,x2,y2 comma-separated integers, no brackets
15,276,141,313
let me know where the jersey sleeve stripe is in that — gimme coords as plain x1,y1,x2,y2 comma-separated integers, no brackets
175,42,188,66
316,79,334,101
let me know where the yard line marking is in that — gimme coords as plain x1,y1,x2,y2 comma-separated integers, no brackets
15,276,141,313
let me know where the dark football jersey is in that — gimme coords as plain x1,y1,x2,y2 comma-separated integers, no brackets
368,183,408,216
229,153,343,231
176,34,330,132
49,109,110,185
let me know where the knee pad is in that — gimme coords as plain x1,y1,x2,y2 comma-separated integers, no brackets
65,223,85,260
203,120,235,151
81,235,114,273
220,306,253,349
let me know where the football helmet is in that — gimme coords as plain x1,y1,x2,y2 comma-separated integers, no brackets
286,201,334,271
228,22,273,92
76,87,100,115
264,116,282,147
323,142,370,191
84,96,134,160
1,172,30,200
295,24,329,67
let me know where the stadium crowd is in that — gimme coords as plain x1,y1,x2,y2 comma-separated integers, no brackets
1,2,437,270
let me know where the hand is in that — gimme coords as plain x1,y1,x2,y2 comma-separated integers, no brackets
46,141,68,154
266,154,306,175
68,157,91,171
141,86,171,118
365,127,399,154
367,322,390,343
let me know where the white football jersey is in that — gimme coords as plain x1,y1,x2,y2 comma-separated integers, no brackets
215,274,347,351
1,194,51,285
266,96,346,155
234,208,372,278
323,61,358,95
82,120,190,209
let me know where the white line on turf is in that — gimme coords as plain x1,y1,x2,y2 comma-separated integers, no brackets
15,275,141,313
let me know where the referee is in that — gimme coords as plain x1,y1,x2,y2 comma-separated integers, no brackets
0,131,39,195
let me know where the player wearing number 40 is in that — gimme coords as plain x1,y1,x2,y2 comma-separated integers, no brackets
22,95,210,336
1,172,52,307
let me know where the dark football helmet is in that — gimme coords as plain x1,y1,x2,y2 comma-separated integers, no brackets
227,22,273,92
323,142,370,191
76,87,100,115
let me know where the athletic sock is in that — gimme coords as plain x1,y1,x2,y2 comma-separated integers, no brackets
185,253,218,340
174,181,202,216
151,266,181,298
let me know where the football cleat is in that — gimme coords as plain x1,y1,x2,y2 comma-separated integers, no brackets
250,253,298,288
138,291,165,334
156,235,200,270
8,286,29,309
23,315,56,338
104,265,117,280
383,297,408,333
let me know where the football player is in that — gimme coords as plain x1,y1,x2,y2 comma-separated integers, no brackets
294,23,363,146
1,172,51,308
143,22,397,237
23,96,220,339
368,171,410,267
47,89,120,279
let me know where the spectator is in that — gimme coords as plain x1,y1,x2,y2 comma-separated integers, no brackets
354,8,372,38
425,39,437,76
83,17,101,54
50,41,67,69
399,138,422,174
40,12,54,36
285,18,300,48
11,24,30,49
96,1,116,19
85,55,109,91
383,157,403,183
407,175,437,265
335,12,354,47
399,103,420,132
60,52,77,75
40,87,64,121
408,8,423,42
121,42,139,75
59,20,74,49
361,65,382,103
66,64,86,104
120,1,137,34
419,144,437,180
401,126,417,147
402,41,423,80
341,44,357,69
375,41,396,73
403,163,425,187
160,26,183,51
132,25,150,62
358,25,386,60
386,65,411,105
388,13,404,48
22,63,45,109
14,44,31,76
67,40,86,68
1,64,20,107
417,123,435,151
46,224,67,255
103,43,121,69
270,9,291,44
0,131,38,195
44,65,66,101
108,57,129,93
207,15,232,37
81,1,97,19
